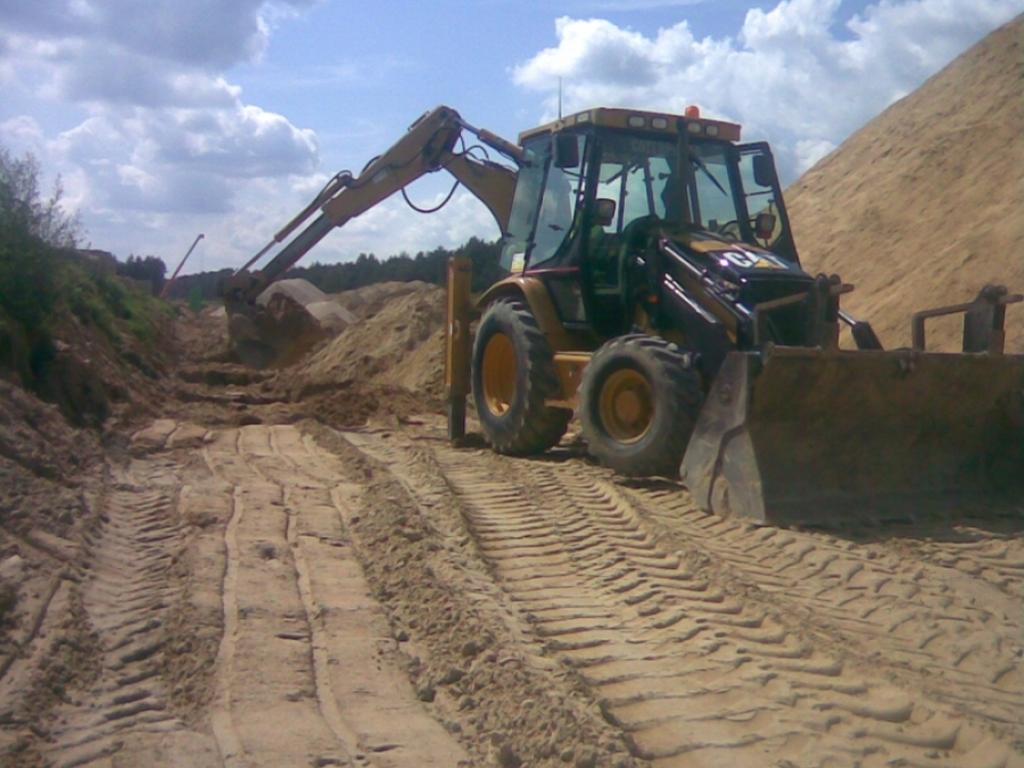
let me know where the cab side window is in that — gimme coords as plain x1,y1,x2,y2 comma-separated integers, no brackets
500,137,549,273
737,146,785,248
530,134,586,267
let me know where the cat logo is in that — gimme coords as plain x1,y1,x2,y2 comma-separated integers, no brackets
719,249,786,270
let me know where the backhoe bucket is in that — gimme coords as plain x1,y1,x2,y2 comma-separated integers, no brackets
680,348,1024,526
227,296,328,369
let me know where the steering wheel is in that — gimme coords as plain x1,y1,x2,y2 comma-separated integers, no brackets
716,219,742,240
621,214,661,250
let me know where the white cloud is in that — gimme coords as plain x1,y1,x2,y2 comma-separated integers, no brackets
0,0,321,265
149,105,318,178
0,115,45,150
516,18,661,86
580,0,707,10
56,51,242,109
42,102,319,222
513,0,1024,182
3,0,1021,273
1,0,315,69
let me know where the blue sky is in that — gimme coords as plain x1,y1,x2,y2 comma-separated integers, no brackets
1,0,1021,272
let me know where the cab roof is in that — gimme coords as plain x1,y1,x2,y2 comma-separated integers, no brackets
518,106,742,144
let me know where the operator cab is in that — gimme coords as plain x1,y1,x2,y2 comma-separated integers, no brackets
499,106,799,339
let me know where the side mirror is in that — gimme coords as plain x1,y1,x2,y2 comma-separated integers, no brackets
752,154,775,188
755,211,776,240
595,198,616,227
553,134,580,169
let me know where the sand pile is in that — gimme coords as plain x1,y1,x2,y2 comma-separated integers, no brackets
173,304,231,364
787,15,1024,351
290,281,447,416
241,281,452,428
332,281,433,321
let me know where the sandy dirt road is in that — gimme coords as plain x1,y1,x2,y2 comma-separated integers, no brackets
4,421,469,768
344,422,1024,768
5,417,1021,767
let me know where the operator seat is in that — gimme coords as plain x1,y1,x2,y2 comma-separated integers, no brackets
588,197,620,289
587,197,630,335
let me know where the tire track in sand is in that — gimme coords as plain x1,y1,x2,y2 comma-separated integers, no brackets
45,460,219,768
345,430,1023,768
201,426,360,768
208,477,244,767
623,482,1024,732
201,425,468,768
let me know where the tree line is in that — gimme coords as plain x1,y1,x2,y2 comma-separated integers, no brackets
116,255,167,296
166,235,505,302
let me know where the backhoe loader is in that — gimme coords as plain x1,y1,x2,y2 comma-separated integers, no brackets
224,104,1023,525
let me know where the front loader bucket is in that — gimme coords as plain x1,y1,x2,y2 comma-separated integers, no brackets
680,348,1024,526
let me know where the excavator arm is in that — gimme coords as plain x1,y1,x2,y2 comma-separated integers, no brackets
220,106,521,367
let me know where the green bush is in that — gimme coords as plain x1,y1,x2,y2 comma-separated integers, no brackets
0,224,57,335
0,145,171,416
0,146,72,366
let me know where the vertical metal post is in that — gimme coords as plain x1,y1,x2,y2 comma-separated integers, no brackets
445,255,473,441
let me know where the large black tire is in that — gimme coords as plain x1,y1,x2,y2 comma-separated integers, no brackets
578,334,703,477
471,299,572,455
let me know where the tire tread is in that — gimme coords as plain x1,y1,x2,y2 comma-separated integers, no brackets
473,299,571,455
579,334,702,477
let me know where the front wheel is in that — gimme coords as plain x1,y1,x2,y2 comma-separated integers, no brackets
579,335,703,477
471,299,571,455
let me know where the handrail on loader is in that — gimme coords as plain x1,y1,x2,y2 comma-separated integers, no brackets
912,285,1022,353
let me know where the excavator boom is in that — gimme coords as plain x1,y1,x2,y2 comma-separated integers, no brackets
222,106,519,366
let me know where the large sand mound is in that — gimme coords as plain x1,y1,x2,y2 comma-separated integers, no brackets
787,15,1024,351
287,281,447,416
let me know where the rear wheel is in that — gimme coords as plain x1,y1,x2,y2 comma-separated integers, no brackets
579,334,702,477
471,299,571,455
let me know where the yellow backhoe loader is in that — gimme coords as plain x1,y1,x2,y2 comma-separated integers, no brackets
224,105,1023,525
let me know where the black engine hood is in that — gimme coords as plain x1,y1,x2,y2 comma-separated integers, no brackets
662,228,811,285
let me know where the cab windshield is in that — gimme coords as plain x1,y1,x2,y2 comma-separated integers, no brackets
595,134,679,233
688,141,744,236
593,134,745,237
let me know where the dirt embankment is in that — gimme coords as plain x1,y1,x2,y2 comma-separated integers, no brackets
158,280,448,433
787,15,1024,351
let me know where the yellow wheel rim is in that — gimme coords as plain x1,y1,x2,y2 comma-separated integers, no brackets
598,368,653,443
482,332,517,415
